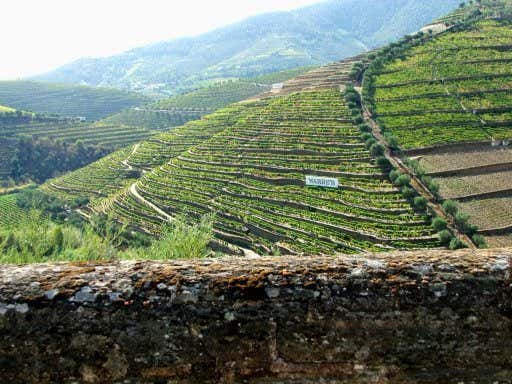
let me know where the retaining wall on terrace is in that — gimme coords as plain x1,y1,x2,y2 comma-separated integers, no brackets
1,248,512,383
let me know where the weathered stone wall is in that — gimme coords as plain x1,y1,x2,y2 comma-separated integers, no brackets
1,248,512,383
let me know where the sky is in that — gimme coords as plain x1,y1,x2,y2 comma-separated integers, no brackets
0,0,324,80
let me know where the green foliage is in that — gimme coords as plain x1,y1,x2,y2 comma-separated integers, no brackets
40,89,440,256
127,215,214,260
432,217,448,231
9,135,109,183
472,234,487,248
358,123,372,133
427,180,440,197
395,174,412,187
0,111,155,184
401,186,416,200
0,211,214,264
365,137,377,149
449,237,468,250
0,212,115,264
389,169,401,183
384,133,400,150
370,18,512,149
438,229,454,245
369,143,385,157
360,132,373,141
413,196,428,211
443,200,459,216
376,156,391,170
16,188,87,223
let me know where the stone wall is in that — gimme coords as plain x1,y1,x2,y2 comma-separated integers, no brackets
1,248,512,383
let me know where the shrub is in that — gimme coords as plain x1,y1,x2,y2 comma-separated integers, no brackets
449,237,468,250
345,92,359,104
401,186,416,200
389,169,401,183
360,132,373,141
413,196,428,211
376,156,391,170
353,116,363,125
438,230,453,245
442,200,459,216
432,217,447,231
365,138,377,149
427,180,440,196
454,212,470,228
132,215,214,260
472,234,487,249
358,123,371,133
384,133,400,150
395,174,411,187
369,143,385,157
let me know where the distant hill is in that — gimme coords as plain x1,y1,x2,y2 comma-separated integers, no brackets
0,81,148,121
33,0,460,95
103,66,314,130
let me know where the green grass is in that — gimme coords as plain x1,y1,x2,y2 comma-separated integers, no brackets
0,212,214,264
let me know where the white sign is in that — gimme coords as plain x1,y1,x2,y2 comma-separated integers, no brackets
305,175,339,189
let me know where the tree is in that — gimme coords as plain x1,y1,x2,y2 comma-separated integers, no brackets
442,200,459,216
369,143,385,157
395,174,411,187
438,230,453,245
432,217,447,231
413,196,428,211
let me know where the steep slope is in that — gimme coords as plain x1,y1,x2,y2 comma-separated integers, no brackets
366,1,512,247
0,111,160,183
101,67,313,131
0,81,148,121
33,0,460,94
43,56,437,255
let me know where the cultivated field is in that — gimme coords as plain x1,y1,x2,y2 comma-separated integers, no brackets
102,89,437,255
419,147,512,173
373,20,512,149
0,81,147,121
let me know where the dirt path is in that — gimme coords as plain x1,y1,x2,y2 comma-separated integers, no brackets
357,93,476,248
121,144,140,171
129,183,174,222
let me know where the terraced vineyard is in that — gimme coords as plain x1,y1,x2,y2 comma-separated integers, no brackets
98,108,204,131
43,104,255,203
0,81,147,121
372,19,512,149
0,194,29,229
0,112,162,182
118,67,317,131
100,89,437,255
368,7,512,247
418,146,512,246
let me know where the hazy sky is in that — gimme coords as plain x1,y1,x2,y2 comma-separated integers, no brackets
1,0,324,80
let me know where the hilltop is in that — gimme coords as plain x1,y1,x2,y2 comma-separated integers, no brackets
0,81,148,121
33,0,461,95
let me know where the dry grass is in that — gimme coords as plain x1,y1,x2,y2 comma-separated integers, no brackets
419,147,512,173
460,197,512,230
485,234,512,248
437,170,512,199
